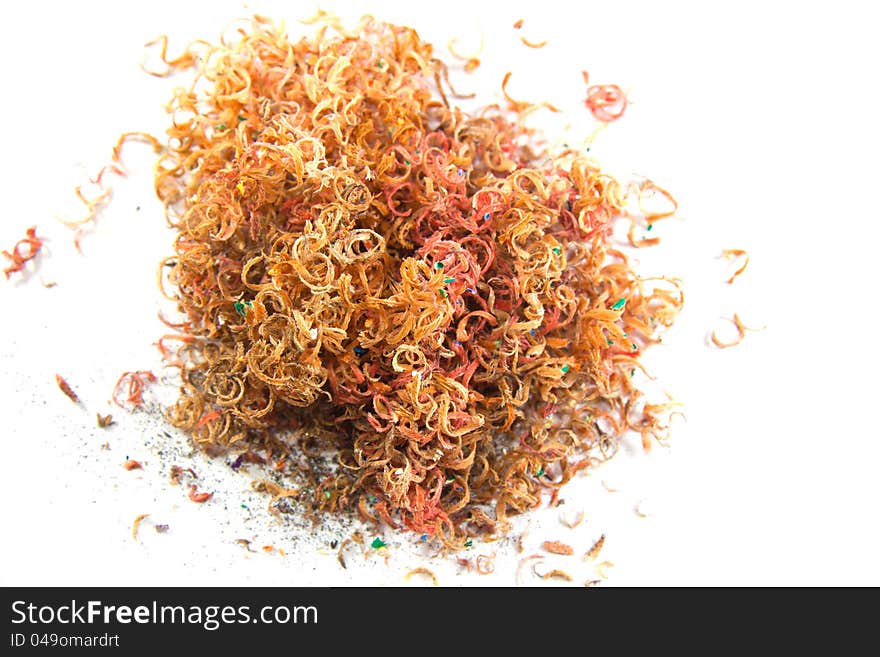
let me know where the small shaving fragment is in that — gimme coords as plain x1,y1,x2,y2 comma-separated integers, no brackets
476,553,496,575
542,540,574,556
709,313,761,349
337,531,364,569
520,36,548,48
560,510,584,529
131,513,150,541
584,534,606,561
721,248,749,284
169,465,197,485
55,374,80,404
597,560,615,579
405,567,438,586
188,484,212,503
541,569,573,582
516,554,545,586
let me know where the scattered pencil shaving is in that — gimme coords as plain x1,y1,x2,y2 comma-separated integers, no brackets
634,501,649,518
3,226,43,279
502,71,560,114
123,459,143,471
585,83,628,122
560,510,585,529
110,131,164,169
188,484,212,503
64,182,111,236
131,513,150,541
601,480,619,493
637,179,679,220
596,560,614,579
583,579,602,588
542,540,574,556
454,558,472,572
64,131,162,242
141,34,208,77
236,539,255,552
41,279,57,289
511,18,547,47
252,479,299,517
111,370,156,408
535,566,574,582
517,524,531,553
405,567,439,586
262,545,275,553
448,34,483,72
722,248,749,284
709,313,763,349
520,36,548,48
154,524,169,534
96,413,114,428
54,374,80,404
584,534,606,561
337,532,364,569
516,554,545,586
549,489,563,507
476,553,496,575
169,465,197,485
100,442,110,450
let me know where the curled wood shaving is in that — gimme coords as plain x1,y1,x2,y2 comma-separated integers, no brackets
520,36,548,48
710,313,762,349
476,553,496,575
131,513,150,541
337,531,364,569
560,510,585,529
722,248,749,284
597,560,615,579
516,554,545,586
405,567,438,586
188,484,212,503
169,465,197,485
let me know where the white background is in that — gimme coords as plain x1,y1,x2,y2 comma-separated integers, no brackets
0,0,878,586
